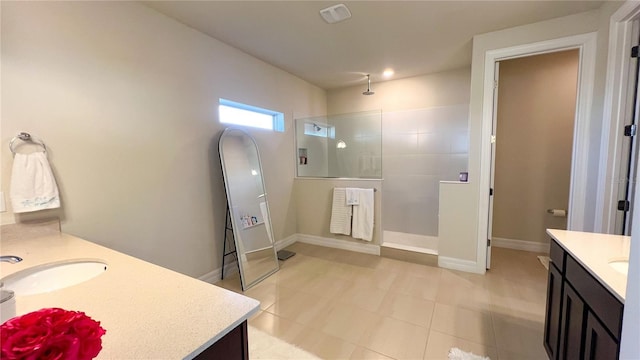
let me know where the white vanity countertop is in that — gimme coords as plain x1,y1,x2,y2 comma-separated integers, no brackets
0,233,259,359
547,229,629,303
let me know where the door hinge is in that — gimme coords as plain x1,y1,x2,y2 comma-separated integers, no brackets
632,46,639,58
489,188,494,196
487,239,491,246
618,200,630,212
494,80,498,89
491,135,496,144
624,124,637,136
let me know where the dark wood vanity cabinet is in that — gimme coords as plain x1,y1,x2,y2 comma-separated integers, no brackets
584,312,619,360
544,240,624,360
194,321,249,360
544,263,563,360
558,283,586,359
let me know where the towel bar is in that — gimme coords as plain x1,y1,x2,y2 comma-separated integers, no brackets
9,132,47,155
335,187,376,192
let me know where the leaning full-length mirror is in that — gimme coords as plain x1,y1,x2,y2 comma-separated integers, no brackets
219,128,279,290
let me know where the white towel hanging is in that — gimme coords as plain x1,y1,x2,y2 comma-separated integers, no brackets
352,188,374,241
10,152,60,213
345,188,360,206
330,188,352,235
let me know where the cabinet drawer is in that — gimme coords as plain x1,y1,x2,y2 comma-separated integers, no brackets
565,256,623,340
549,239,565,272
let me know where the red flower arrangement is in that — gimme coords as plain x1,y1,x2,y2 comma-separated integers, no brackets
0,308,106,360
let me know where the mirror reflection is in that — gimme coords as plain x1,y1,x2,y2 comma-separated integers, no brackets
219,128,279,290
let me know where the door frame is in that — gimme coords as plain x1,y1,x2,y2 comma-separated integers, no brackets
596,2,640,234
486,61,499,269
610,4,640,358
478,32,597,270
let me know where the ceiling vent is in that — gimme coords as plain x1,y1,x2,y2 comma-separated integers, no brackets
319,4,352,24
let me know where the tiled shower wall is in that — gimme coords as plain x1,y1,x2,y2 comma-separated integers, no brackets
382,104,469,237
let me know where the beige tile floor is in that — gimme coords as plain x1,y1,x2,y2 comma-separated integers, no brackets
217,243,549,360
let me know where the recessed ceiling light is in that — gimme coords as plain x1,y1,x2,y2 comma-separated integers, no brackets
383,69,395,78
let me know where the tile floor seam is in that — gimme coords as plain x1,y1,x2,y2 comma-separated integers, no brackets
379,311,433,330
421,328,433,360
259,305,319,330
316,327,366,356
431,303,497,348
362,347,400,360
428,328,499,350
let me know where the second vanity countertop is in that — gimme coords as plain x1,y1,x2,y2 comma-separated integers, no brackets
0,232,260,359
547,229,629,303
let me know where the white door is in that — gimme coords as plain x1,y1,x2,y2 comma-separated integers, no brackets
486,62,500,269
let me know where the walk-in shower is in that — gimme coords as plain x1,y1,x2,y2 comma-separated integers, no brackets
294,106,468,255
381,104,469,255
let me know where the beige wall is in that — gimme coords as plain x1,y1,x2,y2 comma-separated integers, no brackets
492,50,579,244
327,67,471,114
1,2,326,278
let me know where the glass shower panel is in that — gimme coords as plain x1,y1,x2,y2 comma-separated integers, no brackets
296,111,382,179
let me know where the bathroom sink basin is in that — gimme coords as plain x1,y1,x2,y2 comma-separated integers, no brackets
608,258,629,276
1,259,107,296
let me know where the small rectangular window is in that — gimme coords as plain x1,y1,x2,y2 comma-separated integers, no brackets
219,98,284,132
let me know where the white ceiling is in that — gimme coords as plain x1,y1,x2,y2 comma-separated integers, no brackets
143,1,605,90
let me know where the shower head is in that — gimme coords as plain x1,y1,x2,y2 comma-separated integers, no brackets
363,74,375,96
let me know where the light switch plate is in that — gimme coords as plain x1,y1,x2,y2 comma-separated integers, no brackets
0,191,6,212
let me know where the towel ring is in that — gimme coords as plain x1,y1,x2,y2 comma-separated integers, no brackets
9,132,47,155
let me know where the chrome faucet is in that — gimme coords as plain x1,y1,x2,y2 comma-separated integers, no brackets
0,256,23,264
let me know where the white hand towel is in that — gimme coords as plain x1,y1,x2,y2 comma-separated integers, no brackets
345,188,360,206
10,152,60,213
330,188,352,235
352,188,374,241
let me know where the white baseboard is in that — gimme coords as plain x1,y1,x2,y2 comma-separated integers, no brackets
297,233,380,255
199,261,239,284
198,268,221,284
492,237,550,253
275,234,298,251
438,256,483,274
